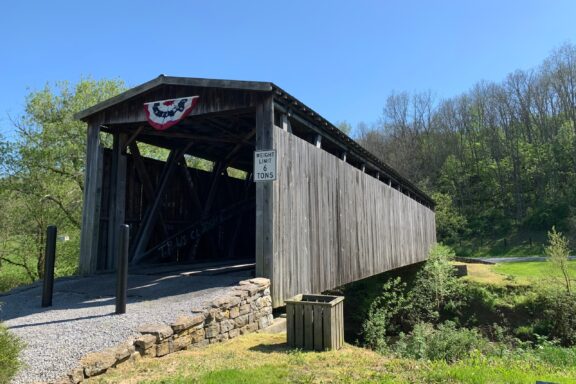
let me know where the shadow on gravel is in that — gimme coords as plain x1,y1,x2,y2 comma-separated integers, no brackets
0,266,251,323
7,313,115,329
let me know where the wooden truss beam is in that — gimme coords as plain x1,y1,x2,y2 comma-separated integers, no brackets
129,142,170,239
130,142,193,264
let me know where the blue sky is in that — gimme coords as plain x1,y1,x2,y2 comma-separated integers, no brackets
1,1,575,137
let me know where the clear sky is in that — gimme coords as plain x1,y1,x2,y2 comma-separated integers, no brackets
1,0,575,137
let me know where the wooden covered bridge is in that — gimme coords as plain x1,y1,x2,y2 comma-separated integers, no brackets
75,76,436,307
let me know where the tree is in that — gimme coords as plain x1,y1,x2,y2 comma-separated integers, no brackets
546,226,572,293
432,192,468,244
335,120,353,136
0,78,125,281
409,244,460,323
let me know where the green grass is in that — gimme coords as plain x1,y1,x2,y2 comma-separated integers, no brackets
0,239,80,293
494,260,576,285
0,260,34,293
425,354,576,384
89,333,576,384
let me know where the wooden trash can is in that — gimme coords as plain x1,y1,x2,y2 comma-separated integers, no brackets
285,294,344,351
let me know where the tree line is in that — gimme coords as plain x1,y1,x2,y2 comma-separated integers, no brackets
357,43,576,250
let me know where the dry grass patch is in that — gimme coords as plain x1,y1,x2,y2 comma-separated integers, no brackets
453,262,522,287
88,332,408,384
86,332,576,384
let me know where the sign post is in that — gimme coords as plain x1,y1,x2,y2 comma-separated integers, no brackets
254,150,277,182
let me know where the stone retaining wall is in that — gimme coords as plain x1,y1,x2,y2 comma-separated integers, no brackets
57,277,272,384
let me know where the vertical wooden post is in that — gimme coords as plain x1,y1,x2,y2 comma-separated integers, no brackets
107,130,127,270
116,224,130,314
255,94,275,279
41,225,57,307
79,121,101,275
281,113,291,132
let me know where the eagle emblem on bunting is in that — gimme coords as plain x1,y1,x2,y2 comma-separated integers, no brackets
143,96,199,130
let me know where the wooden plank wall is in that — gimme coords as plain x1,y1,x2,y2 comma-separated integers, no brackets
272,128,436,306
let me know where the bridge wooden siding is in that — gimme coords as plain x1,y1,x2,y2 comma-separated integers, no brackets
267,128,436,306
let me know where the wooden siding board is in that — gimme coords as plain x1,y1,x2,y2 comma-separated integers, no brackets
272,129,436,307
79,122,101,275
256,94,275,296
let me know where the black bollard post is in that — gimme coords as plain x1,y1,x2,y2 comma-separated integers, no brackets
41,225,57,308
116,224,130,314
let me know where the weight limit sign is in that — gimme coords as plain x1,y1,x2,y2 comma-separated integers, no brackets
254,150,277,182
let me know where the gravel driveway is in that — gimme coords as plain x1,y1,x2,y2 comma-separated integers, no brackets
0,266,251,383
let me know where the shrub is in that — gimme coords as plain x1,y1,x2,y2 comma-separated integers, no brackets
408,243,462,324
362,277,409,351
0,323,23,383
393,321,492,363
533,290,576,346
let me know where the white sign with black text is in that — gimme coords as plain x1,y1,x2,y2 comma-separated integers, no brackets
253,150,277,182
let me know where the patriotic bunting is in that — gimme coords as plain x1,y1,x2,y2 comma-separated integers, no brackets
143,96,199,130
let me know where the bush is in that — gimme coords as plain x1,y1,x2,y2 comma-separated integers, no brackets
408,243,462,324
532,290,576,346
362,277,409,351
393,321,492,363
0,323,23,383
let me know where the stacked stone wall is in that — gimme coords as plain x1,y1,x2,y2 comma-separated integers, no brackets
56,278,272,384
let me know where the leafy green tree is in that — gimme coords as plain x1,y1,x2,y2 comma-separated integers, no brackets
409,244,460,323
1,78,125,282
432,192,468,244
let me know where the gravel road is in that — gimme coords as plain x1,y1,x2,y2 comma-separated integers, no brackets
0,267,250,383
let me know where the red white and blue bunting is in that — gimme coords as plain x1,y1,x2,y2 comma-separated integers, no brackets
143,96,199,130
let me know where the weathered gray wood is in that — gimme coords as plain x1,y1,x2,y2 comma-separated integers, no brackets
79,121,101,275
280,113,292,132
315,134,322,148
255,94,275,279
286,301,295,347
76,75,273,121
323,304,333,350
294,304,304,348
228,175,253,259
129,142,170,238
271,129,436,307
131,144,192,263
106,131,128,271
124,126,144,149
303,304,314,350
87,87,262,125
313,305,323,350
